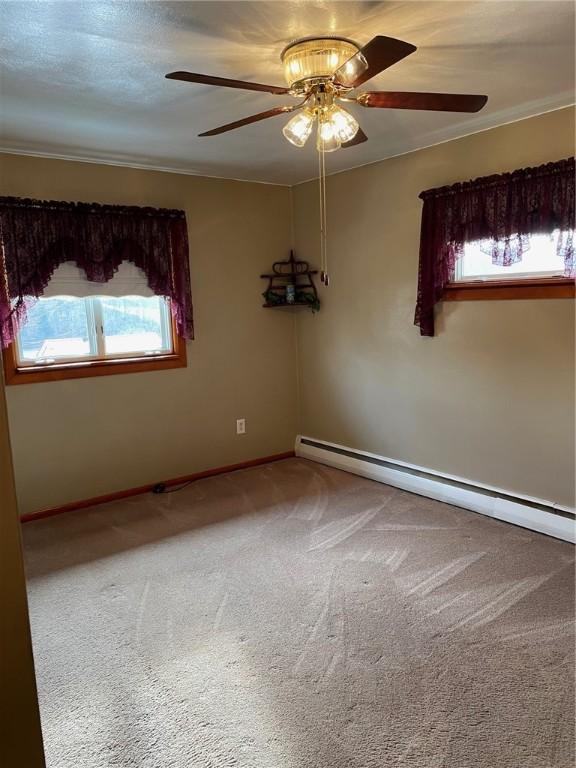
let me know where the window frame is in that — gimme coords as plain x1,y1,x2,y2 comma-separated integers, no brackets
3,298,186,385
444,275,575,302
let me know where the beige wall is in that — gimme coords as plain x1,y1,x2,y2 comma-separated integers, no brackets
293,107,575,507
0,373,46,765
2,108,574,515
0,155,297,515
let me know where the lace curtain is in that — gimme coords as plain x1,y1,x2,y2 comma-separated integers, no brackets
414,157,575,336
0,197,194,349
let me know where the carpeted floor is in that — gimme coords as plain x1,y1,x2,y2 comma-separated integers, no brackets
23,458,574,768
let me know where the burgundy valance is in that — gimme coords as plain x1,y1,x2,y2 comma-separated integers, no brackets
414,157,575,336
0,197,194,349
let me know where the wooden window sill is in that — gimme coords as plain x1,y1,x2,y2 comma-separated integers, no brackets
444,277,575,301
3,336,187,385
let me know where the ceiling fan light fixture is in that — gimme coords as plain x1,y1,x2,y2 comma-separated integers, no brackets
282,109,315,147
171,33,488,293
316,116,341,153
335,52,369,87
329,105,360,143
281,37,360,89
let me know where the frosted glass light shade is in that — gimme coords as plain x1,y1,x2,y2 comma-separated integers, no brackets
316,118,341,153
334,52,368,87
283,110,315,147
281,37,359,87
329,106,359,143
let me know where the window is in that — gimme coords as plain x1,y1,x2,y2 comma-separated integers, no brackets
16,296,173,365
444,230,575,302
454,232,568,282
3,264,186,384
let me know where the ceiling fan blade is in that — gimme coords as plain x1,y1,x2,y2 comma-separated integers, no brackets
342,126,368,148
334,36,417,89
166,71,289,95
357,91,488,112
199,106,296,136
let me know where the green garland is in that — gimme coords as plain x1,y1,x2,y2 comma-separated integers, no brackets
263,288,320,313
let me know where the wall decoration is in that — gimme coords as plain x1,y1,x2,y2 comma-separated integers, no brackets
261,251,320,312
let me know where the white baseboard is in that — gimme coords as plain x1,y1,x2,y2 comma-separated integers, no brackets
296,436,575,544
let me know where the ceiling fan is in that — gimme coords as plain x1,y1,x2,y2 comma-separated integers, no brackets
166,35,488,152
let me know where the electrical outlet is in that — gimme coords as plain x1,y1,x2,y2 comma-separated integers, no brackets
236,418,246,435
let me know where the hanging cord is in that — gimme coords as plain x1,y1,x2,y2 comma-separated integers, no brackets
318,125,329,286
289,185,296,249
318,145,324,281
321,144,328,286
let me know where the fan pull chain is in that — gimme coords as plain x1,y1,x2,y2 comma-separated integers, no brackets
289,185,294,245
318,144,324,283
318,142,329,286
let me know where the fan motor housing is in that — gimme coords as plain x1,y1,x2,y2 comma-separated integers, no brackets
281,36,360,93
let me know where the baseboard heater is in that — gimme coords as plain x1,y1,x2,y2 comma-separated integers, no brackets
296,436,575,544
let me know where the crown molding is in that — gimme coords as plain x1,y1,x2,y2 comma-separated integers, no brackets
0,147,290,187
0,95,573,187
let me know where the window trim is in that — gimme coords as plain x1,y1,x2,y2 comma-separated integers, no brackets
444,276,575,302
3,313,187,385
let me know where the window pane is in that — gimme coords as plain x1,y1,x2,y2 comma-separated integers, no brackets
17,297,93,362
99,296,171,355
458,232,567,280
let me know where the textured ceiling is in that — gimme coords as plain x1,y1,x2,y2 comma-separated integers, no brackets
0,1,574,185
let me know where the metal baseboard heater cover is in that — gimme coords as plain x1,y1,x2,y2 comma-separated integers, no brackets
296,436,575,543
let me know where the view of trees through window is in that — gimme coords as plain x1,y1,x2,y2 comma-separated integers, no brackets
17,295,171,362
101,297,170,355
19,297,92,360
